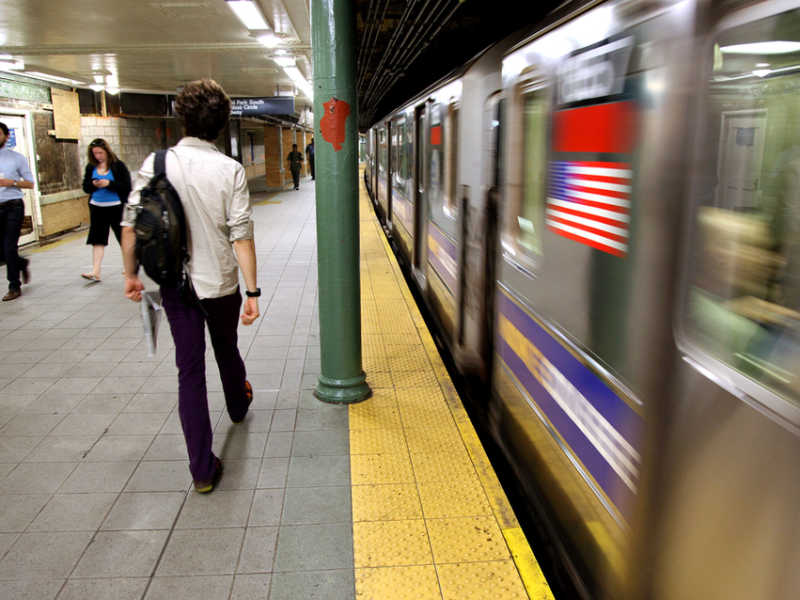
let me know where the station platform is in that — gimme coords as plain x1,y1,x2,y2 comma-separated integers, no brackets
0,172,551,599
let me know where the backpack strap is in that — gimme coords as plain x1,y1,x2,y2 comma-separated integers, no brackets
154,150,167,178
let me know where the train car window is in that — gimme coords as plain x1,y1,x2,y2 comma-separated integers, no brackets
390,126,397,176
392,117,407,185
404,119,412,180
505,87,549,262
429,102,459,238
378,128,387,175
443,103,459,219
685,7,800,407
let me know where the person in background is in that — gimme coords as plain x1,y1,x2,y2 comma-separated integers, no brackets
0,121,34,301
305,136,315,180
81,138,132,282
287,143,303,190
122,79,259,494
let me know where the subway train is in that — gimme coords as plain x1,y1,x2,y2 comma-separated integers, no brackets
363,0,800,598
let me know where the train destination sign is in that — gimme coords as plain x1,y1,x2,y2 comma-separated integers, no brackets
230,97,295,116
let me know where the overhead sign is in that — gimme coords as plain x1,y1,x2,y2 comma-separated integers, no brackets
230,97,295,116
557,37,633,105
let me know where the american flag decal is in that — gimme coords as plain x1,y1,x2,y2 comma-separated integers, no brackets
546,161,631,257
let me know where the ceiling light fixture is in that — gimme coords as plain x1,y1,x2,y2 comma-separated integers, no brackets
274,56,295,68
258,32,279,48
226,0,269,30
721,41,800,55
283,65,312,99
89,84,105,92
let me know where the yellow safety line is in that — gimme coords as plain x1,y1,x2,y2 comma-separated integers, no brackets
504,528,556,600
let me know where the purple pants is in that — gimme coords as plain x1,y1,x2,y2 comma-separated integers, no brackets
161,286,248,482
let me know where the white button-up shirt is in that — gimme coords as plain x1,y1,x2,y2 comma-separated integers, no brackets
124,137,254,299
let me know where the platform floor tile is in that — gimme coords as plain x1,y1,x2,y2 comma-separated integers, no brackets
437,560,531,600
356,565,441,600
352,174,552,600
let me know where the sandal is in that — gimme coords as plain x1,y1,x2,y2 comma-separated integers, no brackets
81,273,101,283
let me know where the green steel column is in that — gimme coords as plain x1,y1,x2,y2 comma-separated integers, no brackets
312,0,371,404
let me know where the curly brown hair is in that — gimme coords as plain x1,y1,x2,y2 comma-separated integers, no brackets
87,138,119,165
174,79,231,141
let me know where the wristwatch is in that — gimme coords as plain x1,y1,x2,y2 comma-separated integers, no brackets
245,288,261,298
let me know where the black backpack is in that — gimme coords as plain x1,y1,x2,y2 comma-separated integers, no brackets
133,150,189,287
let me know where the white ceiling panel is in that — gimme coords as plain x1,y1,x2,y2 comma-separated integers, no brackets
0,0,312,109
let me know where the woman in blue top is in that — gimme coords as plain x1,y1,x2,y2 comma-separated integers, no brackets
81,138,131,282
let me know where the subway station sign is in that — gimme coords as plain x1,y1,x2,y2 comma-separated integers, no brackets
231,97,295,116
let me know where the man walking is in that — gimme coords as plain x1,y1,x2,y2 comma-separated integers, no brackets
121,79,260,493
287,143,303,190
0,122,33,301
305,136,315,180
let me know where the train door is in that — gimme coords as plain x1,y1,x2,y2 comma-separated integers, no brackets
377,125,389,219
386,120,392,226
480,92,504,376
425,97,461,340
391,114,413,262
0,111,39,245
413,102,429,285
653,2,800,599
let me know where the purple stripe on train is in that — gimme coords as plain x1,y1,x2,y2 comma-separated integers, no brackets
496,289,643,520
427,224,458,294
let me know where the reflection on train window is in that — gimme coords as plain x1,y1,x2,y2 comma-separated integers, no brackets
686,8,800,407
510,89,548,259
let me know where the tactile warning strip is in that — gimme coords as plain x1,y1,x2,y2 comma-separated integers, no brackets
352,171,554,600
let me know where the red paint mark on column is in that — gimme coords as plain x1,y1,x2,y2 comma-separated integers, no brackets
320,97,350,152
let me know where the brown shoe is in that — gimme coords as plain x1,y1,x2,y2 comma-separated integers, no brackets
2,289,20,301
194,457,223,493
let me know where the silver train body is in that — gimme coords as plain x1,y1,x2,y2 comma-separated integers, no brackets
364,1,800,598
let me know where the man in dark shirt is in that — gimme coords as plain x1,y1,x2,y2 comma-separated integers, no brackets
287,143,303,190
305,137,315,180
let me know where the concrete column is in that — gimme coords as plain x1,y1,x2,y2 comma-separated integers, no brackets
264,124,283,189
281,126,295,189
312,0,371,403
300,130,309,178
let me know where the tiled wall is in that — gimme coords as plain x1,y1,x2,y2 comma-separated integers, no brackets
78,116,170,180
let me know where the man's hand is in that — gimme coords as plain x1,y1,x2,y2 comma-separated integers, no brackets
241,297,259,325
124,275,144,302
93,179,110,188
0,178,15,187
